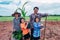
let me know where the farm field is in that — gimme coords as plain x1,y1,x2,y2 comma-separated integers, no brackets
0,16,60,40
0,21,60,40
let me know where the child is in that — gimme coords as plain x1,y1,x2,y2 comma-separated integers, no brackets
33,17,43,40
20,18,30,40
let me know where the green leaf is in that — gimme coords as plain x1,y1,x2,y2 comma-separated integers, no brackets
13,30,23,40
15,1,28,19
22,2,28,9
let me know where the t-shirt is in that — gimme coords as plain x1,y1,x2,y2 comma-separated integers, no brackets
33,22,41,37
20,22,29,35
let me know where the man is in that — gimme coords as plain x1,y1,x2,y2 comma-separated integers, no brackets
30,7,47,40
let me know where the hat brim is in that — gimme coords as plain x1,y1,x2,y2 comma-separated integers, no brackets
12,12,21,17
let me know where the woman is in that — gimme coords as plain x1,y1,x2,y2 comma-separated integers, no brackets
12,12,22,40
12,12,21,31
20,18,30,40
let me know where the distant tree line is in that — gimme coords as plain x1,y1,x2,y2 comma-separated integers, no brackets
0,14,60,17
49,14,60,16
0,15,12,17
0,15,2,17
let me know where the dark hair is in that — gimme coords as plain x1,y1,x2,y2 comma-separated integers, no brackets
20,18,25,23
33,7,39,10
34,17,40,22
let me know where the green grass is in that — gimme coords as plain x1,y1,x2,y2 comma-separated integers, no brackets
41,16,60,21
0,16,60,21
0,16,14,21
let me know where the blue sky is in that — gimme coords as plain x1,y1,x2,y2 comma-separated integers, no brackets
0,0,60,16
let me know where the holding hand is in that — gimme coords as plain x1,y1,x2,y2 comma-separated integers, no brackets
40,24,44,31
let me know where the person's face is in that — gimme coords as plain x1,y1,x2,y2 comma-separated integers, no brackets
34,8,38,13
36,18,39,22
21,19,25,23
15,14,18,18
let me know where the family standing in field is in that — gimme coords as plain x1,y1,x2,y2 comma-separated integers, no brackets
12,7,47,40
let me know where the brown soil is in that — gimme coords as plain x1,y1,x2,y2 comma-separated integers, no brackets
0,21,60,40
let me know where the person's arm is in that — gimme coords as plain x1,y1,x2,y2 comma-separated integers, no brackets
30,15,34,28
30,15,32,22
13,19,16,31
41,13,48,17
40,24,44,29
19,24,22,30
40,24,44,31
25,22,28,28
27,22,31,29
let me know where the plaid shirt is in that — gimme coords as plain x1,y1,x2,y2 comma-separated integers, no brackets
13,17,21,31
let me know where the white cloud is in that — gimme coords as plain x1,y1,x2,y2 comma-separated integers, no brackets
0,0,60,16
29,0,60,3
11,0,21,5
0,0,21,16
0,0,12,1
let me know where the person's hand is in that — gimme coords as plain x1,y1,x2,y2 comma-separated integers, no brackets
40,28,44,31
45,13,48,16
25,22,28,28
13,29,16,31
41,24,44,26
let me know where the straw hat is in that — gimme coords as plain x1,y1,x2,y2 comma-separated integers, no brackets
12,12,21,17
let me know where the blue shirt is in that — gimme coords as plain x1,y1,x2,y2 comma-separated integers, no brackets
13,17,21,31
33,22,41,37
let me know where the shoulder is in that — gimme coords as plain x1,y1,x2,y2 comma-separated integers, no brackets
18,17,22,21
13,18,16,23
20,23,22,26
13,18,15,21
30,13,34,16
18,17,21,19
38,22,41,24
38,13,42,15
33,22,37,25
